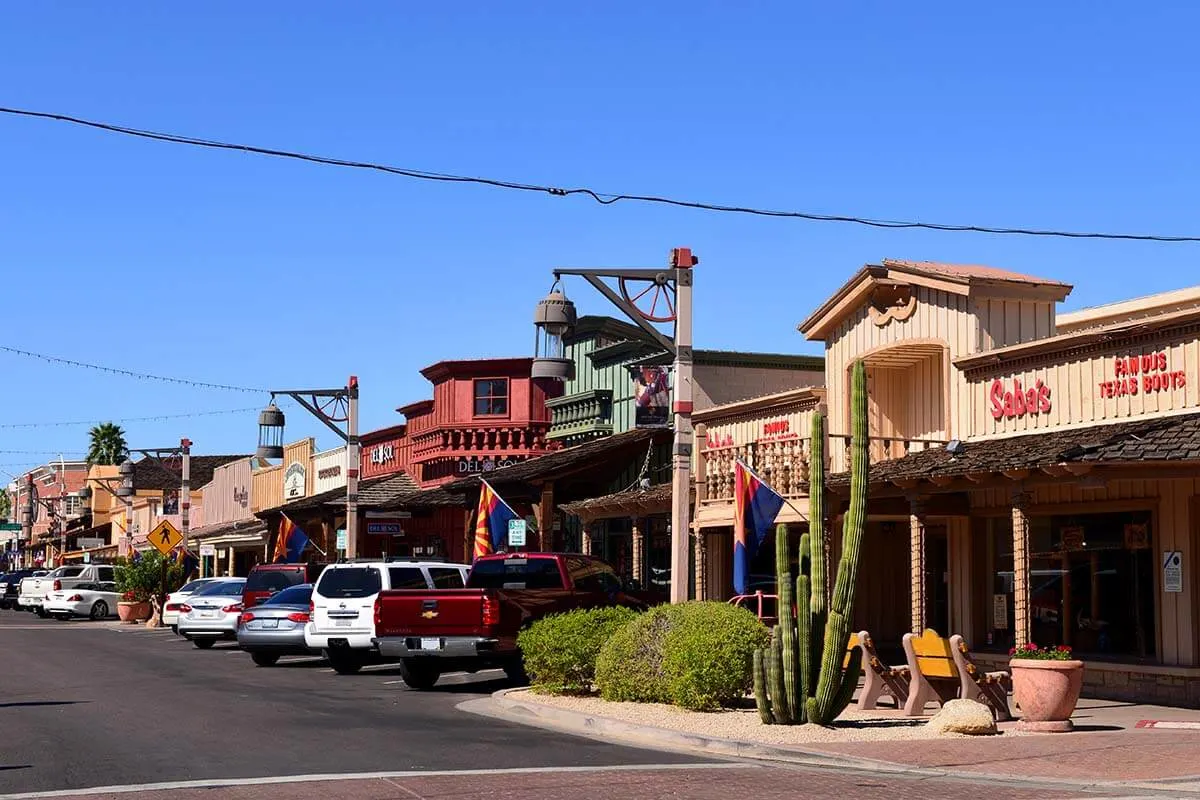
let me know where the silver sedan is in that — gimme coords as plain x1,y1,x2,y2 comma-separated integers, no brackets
178,578,247,649
237,583,318,667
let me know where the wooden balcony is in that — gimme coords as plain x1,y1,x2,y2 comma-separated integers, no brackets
546,389,614,444
410,424,551,460
832,434,947,465
701,439,812,502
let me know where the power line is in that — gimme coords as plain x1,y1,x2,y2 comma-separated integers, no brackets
3,105,1198,244
0,344,265,393
0,450,86,456
0,405,267,429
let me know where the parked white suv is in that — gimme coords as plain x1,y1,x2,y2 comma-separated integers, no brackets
19,564,116,617
307,560,468,674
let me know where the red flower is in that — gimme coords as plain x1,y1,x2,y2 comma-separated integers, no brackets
1024,642,1037,650
1008,647,1017,655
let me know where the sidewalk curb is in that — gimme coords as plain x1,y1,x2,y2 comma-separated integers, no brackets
461,688,1200,797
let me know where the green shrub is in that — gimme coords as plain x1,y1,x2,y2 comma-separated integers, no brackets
596,601,769,711
518,606,640,695
114,552,186,602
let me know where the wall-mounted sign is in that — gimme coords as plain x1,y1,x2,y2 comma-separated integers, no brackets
77,537,105,550
992,594,1008,630
631,366,670,428
199,544,216,557
366,519,404,535
758,418,800,443
705,432,735,449
317,465,342,481
1164,551,1183,593
1124,522,1150,550
369,444,396,465
1099,351,1187,399
232,486,248,508
455,457,522,475
989,377,1052,420
335,529,347,551
284,461,307,500
161,488,179,517
507,518,527,547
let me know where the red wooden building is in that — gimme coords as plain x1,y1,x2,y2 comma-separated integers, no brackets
356,357,560,562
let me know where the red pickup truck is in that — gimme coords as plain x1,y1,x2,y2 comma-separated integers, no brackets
372,552,658,689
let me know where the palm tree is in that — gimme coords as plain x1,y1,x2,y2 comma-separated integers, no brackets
86,422,129,466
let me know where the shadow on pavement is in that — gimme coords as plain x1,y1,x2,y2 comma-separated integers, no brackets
0,765,31,772
423,677,521,695
0,701,86,709
1071,724,1124,732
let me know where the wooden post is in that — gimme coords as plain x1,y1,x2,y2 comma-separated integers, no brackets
532,482,555,551
1012,491,1032,648
632,517,646,587
909,497,927,634
581,520,594,556
693,526,707,601
463,507,474,562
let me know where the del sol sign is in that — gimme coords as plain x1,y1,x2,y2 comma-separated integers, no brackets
456,457,521,475
990,377,1052,420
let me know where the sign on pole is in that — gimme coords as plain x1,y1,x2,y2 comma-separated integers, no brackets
507,518,527,547
199,544,216,557
336,528,348,551
1164,551,1183,593
148,520,183,557
0,523,21,531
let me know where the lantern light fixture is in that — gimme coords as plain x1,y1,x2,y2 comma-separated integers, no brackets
531,282,577,382
256,401,286,460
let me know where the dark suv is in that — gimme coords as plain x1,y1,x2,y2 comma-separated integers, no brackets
243,562,328,610
0,569,46,610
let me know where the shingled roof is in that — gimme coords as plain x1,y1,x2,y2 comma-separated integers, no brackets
256,471,420,516
133,455,249,491
829,412,1200,489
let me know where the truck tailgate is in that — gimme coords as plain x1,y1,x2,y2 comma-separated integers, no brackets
375,589,487,637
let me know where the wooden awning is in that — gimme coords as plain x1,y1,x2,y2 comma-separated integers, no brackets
559,483,673,524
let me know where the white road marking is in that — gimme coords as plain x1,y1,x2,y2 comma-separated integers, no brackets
0,762,749,799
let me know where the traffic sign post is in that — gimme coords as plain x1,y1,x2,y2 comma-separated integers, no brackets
507,518,527,548
148,520,183,557
0,523,21,531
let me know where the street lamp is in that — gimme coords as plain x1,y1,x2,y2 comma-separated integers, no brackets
256,402,287,460
537,247,697,604
255,377,359,559
531,283,577,381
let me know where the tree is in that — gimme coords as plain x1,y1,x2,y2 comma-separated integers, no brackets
86,422,129,466
0,489,10,523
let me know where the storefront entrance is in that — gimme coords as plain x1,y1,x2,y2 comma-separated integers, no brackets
926,525,950,637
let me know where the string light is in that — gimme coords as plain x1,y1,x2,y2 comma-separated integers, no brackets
0,344,265,393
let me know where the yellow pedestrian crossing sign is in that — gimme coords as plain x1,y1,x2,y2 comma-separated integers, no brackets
149,520,183,556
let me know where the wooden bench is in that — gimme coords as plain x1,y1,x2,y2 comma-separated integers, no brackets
901,629,961,716
950,634,1013,722
852,630,910,711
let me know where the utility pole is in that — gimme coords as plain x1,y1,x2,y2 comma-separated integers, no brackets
669,252,695,605
181,438,192,555
22,473,33,568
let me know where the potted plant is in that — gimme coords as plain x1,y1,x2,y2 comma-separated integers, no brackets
117,589,151,623
1009,643,1084,732
114,555,161,623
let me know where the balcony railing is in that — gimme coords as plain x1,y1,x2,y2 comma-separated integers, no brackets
546,389,613,441
702,438,812,501
832,434,947,465
411,424,551,459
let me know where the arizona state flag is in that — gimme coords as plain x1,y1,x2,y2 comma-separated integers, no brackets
733,459,785,595
473,479,518,561
273,514,309,563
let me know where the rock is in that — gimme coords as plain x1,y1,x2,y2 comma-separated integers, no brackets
926,699,997,736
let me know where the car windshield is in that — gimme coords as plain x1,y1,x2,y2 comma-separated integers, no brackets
50,566,85,578
177,579,214,594
467,557,564,590
193,580,245,597
264,584,312,606
316,567,381,599
246,569,302,592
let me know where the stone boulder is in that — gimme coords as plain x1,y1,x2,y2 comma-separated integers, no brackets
926,699,997,736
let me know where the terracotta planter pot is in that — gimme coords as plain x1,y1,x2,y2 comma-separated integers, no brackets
1010,658,1084,732
117,601,151,623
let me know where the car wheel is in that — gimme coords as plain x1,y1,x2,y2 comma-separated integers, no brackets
171,625,179,635
35,607,48,618
90,601,109,620
251,652,280,667
503,658,528,684
326,649,364,675
398,658,441,690
193,638,215,649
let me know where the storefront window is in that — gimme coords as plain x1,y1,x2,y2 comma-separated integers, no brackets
473,379,509,416
992,510,1155,659
647,517,671,592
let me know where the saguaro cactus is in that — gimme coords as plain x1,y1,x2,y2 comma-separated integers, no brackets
753,359,869,725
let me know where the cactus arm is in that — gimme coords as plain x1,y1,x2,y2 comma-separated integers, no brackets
768,630,793,724
753,648,773,724
831,646,863,720
808,410,827,618
795,572,811,722
779,569,798,718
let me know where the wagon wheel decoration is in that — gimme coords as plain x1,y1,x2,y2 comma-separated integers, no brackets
619,272,677,323
312,393,350,424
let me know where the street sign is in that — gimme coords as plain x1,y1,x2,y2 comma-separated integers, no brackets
336,529,348,551
507,518,527,547
148,520,183,556
199,544,216,557
0,523,21,531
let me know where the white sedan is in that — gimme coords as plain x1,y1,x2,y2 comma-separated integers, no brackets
164,578,220,633
44,581,121,621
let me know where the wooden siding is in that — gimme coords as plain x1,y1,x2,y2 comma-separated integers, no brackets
313,446,348,493
825,286,972,469
972,297,1057,351
969,478,1198,666
561,337,641,436
968,335,1200,437
201,458,254,525
251,439,313,513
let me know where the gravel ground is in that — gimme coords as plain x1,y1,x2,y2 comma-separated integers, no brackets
512,690,1035,744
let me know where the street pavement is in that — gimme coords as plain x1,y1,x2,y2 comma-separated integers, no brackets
0,613,1180,799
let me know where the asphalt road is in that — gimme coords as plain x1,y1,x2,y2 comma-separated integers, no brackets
0,614,1158,800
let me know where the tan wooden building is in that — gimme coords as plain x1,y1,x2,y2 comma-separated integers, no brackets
694,259,1200,706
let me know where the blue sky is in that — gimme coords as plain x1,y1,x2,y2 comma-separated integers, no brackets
2,2,1198,474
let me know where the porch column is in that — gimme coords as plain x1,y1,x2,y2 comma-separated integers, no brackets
1012,491,1032,648
909,497,927,634
532,483,554,551
693,526,707,601
580,520,594,556
463,508,474,561
632,517,647,587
